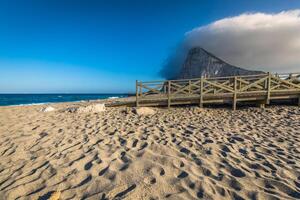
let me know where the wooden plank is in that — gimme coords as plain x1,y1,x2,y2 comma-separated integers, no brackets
233,77,237,111
270,95,299,100
270,84,281,90
240,76,268,92
190,80,201,87
170,81,186,88
272,76,300,89
269,89,300,93
173,84,190,94
216,82,233,93
202,99,226,103
171,83,191,95
163,83,167,94
271,84,292,90
170,82,190,94
189,80,201,94
266,72,271,104
136,80,139,107
237,78,264,90
138,72,299,84
140,84,163,95
270,79,294,90
204,80,231,94
199,78,204,108
237,96,268,101
203,79,234,93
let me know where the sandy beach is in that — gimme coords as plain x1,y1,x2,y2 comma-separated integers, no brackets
0,98,300,200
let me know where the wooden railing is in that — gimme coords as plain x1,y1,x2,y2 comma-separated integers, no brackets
136,72,300,110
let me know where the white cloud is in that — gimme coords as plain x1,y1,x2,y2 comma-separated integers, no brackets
161,10,300,78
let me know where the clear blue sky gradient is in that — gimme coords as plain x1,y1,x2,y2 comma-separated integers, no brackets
0,0,299,93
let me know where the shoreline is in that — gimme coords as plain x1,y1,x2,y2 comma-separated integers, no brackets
0,94,132,107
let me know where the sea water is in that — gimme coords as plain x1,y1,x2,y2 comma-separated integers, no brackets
0,94,128,106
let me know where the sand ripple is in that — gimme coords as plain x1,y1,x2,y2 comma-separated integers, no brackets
0,104,300,199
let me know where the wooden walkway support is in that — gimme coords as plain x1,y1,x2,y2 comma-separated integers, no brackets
135,72,300,110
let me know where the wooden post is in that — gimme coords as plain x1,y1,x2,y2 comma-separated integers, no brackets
168,81,171,108
189,80,191,94
199,78,204,108
259,102,265,109
233,76,237,111
266,72,271,105
136,80,139,107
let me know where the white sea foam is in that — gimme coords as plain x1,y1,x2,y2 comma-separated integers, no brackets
108,96,119,99
1,95,126,107
7,102,51,107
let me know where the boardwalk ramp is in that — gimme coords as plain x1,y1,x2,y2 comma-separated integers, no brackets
136,73,300,110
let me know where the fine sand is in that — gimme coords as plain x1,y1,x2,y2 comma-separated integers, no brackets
0,99,300,200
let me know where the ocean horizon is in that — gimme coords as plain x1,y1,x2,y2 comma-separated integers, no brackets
0,93,129,106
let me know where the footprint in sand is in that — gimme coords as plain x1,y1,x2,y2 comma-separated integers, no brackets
144,176,157,185
73,174,92,188
84,160,93,171
138,142,148,151
99,166,109,176
132,139,138,148
118,137,127,146
177,171,189,179
230,167,246,178
173,159,185,168
106,184,136,199
119,163,130,171
179,147,190,155
151,167,165,177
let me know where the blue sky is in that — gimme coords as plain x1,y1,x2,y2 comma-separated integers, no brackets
0,0,299,93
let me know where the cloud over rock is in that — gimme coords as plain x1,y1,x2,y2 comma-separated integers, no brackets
161,10,300,79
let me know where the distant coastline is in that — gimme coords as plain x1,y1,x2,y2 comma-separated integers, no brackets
0,93,129,106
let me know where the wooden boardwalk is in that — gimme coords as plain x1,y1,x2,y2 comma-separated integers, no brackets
136,72,300,110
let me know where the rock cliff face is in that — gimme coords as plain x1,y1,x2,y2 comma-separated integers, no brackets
176,47,263,79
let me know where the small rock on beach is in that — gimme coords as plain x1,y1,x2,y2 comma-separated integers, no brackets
40,106,55,112
77,103,105,113
134,107,156,116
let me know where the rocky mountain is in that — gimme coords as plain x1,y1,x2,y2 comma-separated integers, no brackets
176,47,263,79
